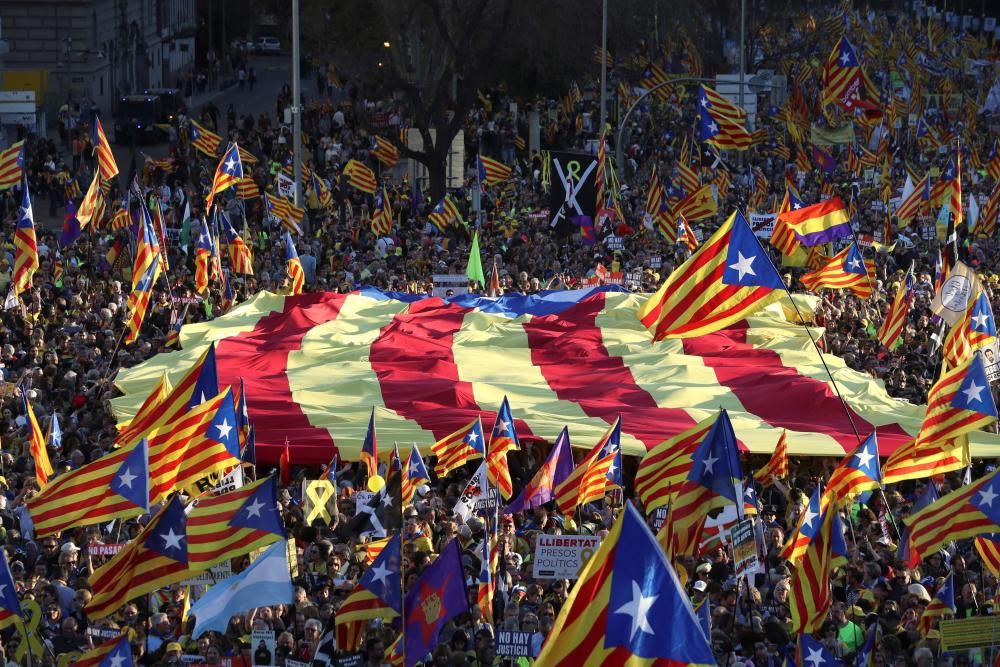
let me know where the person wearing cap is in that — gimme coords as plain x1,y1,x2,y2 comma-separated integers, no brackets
159,642,183,666
692,579,709,604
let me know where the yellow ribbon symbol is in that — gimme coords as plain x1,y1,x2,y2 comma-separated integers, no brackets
15,599,44,663
304,480,336,525
565,159,582,183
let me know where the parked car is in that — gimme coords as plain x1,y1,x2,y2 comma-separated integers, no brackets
256,36,281,54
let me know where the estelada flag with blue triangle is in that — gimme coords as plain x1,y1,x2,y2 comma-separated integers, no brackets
337,533,402,651
555,416,622,515
781,484,826,566
800,242,875,298
0,545,21,629
187,474,286,571
666,409,746,557
536,501,716,666
825,431,882,500
797,634,843,667
360,407,378,480
918,573,956,636
915,353,998,450
401,443,431,506
74,633,135,667
506,426,574,514
904,466,1000,566
87,495,191,619
789,502,849,634
487,396,520,499
637,210,785,340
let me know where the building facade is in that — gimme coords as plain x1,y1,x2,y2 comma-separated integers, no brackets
0,0,197,116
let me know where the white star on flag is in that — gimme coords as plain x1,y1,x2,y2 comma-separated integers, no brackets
728,251,758,281
614,580,657,641
243,497,265,518
215,418,233,441
963,380,986,404
368,561,392,586
117,468,138,489
854,449,874,470
161,528,185,550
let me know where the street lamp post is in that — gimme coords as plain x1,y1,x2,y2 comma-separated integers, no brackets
614,77,715,182
291,0,302,209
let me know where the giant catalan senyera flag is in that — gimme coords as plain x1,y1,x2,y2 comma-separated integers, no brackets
112,288,1000,465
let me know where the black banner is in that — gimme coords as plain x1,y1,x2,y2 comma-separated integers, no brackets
549,151,598,238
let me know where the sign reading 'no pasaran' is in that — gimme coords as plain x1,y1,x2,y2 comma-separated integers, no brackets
532,535,602,579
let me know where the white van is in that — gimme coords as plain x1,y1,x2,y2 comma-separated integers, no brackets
256,36,281,54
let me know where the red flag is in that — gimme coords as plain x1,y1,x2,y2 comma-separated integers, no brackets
279,441,291,485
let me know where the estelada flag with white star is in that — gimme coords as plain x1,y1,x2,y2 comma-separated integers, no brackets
74,634,136,667
186,474,286,571
536,501,715,666
0,545,21,629
205,142,244,209
87,495,191,619
336,533,402,652
663,409,746,558
800,243,875,299
638,209,785,340
824,431,882,501
27,387,240,537
905,464,1000,567
913,354,998,452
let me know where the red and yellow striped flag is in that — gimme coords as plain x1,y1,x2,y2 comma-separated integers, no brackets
23,393,53,488
800,243,875,298
635,416,714,512
12,183,39,296
637,210,785,340
789,506,848,634
93,118,120,180
756,429,789,482
87,496,191,619
904,467,1000,566
0,141,24,190
431,417,485,477
554,417,621,515
877,269,914,350
343,159,377,194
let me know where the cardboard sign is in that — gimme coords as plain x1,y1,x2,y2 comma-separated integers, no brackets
651,506,669,531
748,213,777,239
431,274,470,298
649,255,662,269
532,535,602,579
495,631,534,657
251,630,276,667
604,235,624,250
332,655,365,667
730,519,763,578
88,544,126,556
182,562,233,587
214,466,245,495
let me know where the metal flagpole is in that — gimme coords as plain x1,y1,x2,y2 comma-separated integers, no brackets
747,210,865,446
291,0,303,209
599,0,608,134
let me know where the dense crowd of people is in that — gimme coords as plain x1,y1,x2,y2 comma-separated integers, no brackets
3,3,1000,666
